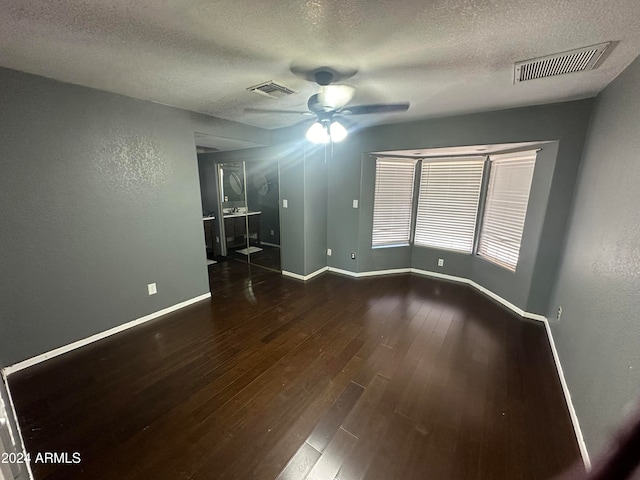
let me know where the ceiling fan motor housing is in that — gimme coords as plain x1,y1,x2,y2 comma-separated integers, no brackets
314,70,334,86
307,93,334,113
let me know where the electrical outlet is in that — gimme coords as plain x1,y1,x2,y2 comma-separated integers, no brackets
282,199,288,208
352,199,359,208
351,252,356,260
270,229,274,236
148,283,157,295
438,258,444,267
557,306,562,321
327,248,332,256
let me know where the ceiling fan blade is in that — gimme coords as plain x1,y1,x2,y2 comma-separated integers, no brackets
341,102,410,115
244,108,311,115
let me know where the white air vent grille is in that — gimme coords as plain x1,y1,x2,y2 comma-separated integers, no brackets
514,42,610,83
247,81,296,98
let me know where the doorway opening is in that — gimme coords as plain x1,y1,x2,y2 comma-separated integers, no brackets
194,135,281,279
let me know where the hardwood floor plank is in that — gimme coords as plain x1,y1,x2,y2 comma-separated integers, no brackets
275,443,321,480
305,381,365,453
306,428,357,480
362,412,415,480
342,374,388,438
337,375,390,480
7,261,581,480
252,355,364,480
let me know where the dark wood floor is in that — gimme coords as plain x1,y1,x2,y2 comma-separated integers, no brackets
228,244,281,272
8,261,580,479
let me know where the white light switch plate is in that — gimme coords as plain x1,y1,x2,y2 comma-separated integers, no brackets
283,199,288,208
352,199,359,208
148,283,157,295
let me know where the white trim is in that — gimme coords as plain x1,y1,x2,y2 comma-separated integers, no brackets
326,265,550,321
1,293,212,377
326,267,360,277
541,318,591,469
408,268,549,323
521,311,548,323
356,268,411,277
409,268,472,286
282,267,328,281
282,271,306,280
1,376,34,479
326,267,412,278
260,242,281,248
319,266,549,324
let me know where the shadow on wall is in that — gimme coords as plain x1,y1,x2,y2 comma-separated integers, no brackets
246,160,280,246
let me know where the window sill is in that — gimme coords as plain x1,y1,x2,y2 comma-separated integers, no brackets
372,243,410,249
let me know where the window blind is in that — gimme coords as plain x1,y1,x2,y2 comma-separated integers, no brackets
372,158,417,247
477,151,537,271
414,157,485,253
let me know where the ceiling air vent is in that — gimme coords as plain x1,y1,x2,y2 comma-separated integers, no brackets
514,42,611,83
247,80,296,99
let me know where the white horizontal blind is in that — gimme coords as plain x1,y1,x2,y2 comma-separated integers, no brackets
372,158,417,247
478,151,537,271
415,158,485,253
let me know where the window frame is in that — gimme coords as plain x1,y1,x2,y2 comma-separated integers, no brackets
370,149,538,272
476,151,537,271
414,156,486,254
371,157,418,248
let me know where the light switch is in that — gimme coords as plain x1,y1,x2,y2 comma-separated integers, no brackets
352,199,359,208
283,199,288,208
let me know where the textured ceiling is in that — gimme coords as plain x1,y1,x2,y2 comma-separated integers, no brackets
1,0,639,130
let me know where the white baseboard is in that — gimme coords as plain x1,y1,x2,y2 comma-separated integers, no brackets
541,319,591,469
327,266,411,278
326,267,359,277
282,267,328,281
324,266,546,322
1,292,212,377
409,268,548,322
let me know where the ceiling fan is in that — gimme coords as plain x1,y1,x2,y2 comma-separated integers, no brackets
244,69,410,143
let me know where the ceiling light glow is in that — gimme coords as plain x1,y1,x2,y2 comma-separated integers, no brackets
306,122,330,143
329,121,348,142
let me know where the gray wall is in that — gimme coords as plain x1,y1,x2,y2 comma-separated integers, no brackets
548,55,640,454
0,66,267,367
279,144,306,274
320,100,593,315
197,154,219,215
303,146,328,276
246,160,281,246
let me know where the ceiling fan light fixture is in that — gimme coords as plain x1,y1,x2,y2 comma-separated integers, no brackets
329,121,348,142
306,121,330,144
319,85,355,110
